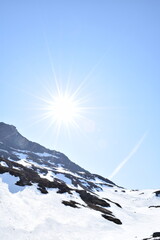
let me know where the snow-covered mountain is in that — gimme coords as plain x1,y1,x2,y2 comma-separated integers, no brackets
0,122,160,240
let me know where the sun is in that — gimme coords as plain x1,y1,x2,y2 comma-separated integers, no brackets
34,72,96,142
37,84,88,136
50,93,80,125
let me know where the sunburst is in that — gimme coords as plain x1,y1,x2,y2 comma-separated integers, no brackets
35,79,92,142
44,89,84,128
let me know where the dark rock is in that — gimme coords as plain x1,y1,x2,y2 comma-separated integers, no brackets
76,190,110,208
37,186,48,194
149,205,160,208
62,200,80,208
88,203,113,215
153,232,160,238
93,173,115,186
142,232,160,240
154,190,160,197
104,198,122,208
102,214,122,225
0,157,71,194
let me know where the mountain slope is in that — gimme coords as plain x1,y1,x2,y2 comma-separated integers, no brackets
0,122,160,240
0,122,114,191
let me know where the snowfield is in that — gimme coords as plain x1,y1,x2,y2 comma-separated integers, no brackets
0,122,159,240
0,177,160,240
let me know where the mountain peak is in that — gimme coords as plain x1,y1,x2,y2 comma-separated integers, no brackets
0,122,17,136
0,122,47,153
0,122,27,149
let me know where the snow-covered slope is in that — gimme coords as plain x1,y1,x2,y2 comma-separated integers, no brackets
0,122,160,240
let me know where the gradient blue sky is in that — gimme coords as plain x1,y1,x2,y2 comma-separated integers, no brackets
1,0,160,189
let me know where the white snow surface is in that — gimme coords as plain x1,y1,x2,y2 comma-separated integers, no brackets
55,173,72,185
93,176,110,184
12,152,28,160
54,166,84,179
0,149,8,153
17,159,32,168
0,161,8,167
1,149,159,239
39,171,54,181
0,177,159,240
35,152,59,158
0,173,25,193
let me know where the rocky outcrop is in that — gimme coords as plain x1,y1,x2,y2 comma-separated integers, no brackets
154,190,160,197
143,232,160,240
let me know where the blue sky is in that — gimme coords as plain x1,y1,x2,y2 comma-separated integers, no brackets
1,0,160,189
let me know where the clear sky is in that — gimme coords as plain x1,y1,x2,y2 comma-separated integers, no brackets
1,0,160,189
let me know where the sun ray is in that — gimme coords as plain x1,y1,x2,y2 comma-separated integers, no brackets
32,78,94,142
43,32,61,96
20,45,116,144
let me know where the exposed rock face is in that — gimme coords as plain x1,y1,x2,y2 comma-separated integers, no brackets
0,122,37,151
154,190,160,197
153,232,160,238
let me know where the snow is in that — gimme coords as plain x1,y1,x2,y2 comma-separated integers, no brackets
12,152,28,160
0,149,8,153
11,150,60,159
12,166,21,170
0,182,113,240
38,171,83,189
24,159,50,169
0,178,160,240
0,173,25,193
17,159,32,168
79,179,90,188
39,171,54,181
78,171,85,174
9,156,41,169
1,148,160,239
93,176,109,184
35,152,58,158
39,172,74,186
55,173,72,185
0,161,8,167
54,166,84,179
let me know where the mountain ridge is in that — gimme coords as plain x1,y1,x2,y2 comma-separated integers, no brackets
0,122,160,240
0,122,114,183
